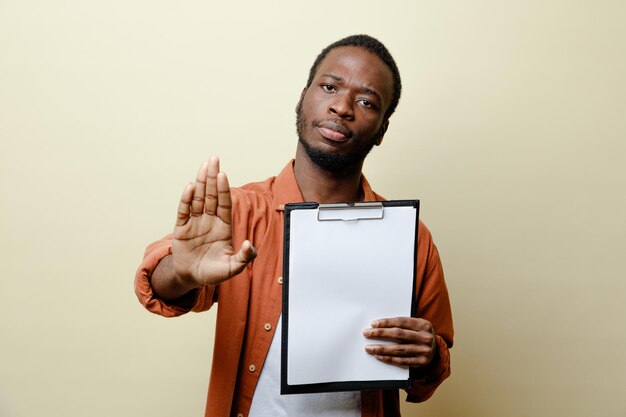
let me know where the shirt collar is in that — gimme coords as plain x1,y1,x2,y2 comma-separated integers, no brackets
272,160,379,211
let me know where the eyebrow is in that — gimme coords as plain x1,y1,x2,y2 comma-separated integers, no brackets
320,73,382,101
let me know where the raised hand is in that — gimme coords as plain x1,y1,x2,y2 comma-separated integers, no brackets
171,156,256,288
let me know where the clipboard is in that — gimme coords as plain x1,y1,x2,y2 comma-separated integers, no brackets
281,200,419,395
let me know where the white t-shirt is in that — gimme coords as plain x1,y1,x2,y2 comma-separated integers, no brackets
248,317,361,417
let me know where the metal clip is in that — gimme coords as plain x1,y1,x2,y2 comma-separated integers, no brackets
316,202,384,222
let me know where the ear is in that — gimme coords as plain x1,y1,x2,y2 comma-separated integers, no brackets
295,87,307,113
375,119,389,146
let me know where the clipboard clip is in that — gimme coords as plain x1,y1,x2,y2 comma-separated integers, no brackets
316,202,384,222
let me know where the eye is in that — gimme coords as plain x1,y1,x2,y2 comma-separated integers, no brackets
321,84,337,93
358,99,374,109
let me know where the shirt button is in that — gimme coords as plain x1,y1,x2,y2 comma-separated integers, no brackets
249,364,256,372
264,323,272,331
277,276,283,284
237,413,244,417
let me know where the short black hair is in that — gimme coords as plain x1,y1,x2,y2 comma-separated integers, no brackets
306,34,402,120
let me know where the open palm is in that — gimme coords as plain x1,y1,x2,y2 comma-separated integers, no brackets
171,157,256,286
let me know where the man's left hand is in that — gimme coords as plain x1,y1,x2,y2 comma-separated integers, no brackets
363,317,437,368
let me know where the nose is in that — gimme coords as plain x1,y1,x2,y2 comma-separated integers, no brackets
328,93,354,120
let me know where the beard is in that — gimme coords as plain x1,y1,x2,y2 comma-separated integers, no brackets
296,101,379,173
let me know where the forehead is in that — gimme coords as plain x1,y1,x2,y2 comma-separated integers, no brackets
314,46,393,102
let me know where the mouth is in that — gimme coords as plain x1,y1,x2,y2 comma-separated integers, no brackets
315,121,351,143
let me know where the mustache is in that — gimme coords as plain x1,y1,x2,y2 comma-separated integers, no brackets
313,119,353,138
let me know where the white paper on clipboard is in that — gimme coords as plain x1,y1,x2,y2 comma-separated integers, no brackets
281,200,419,394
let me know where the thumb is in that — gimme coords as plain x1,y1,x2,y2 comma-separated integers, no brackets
229,240,257,275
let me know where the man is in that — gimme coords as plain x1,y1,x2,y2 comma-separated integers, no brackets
135,34,453,417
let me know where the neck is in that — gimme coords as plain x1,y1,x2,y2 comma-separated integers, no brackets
293,144,365,203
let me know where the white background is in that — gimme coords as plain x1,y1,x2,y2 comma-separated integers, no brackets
1,1,625,416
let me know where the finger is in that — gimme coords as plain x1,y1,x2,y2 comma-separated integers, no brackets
191,162,209,216
228,240,257,276
364,343,432,358
363,326,426,343
365,343,434,368
176,183,194,226
216,172,233,224
368,353,432,369
371,317,430,331
205,156,219,215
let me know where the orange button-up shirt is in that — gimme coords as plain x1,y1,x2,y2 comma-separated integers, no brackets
135,161,454,417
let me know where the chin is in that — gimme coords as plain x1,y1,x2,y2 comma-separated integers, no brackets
299,137,370,173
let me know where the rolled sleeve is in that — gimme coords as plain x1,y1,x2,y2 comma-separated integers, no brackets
134,235,214,317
